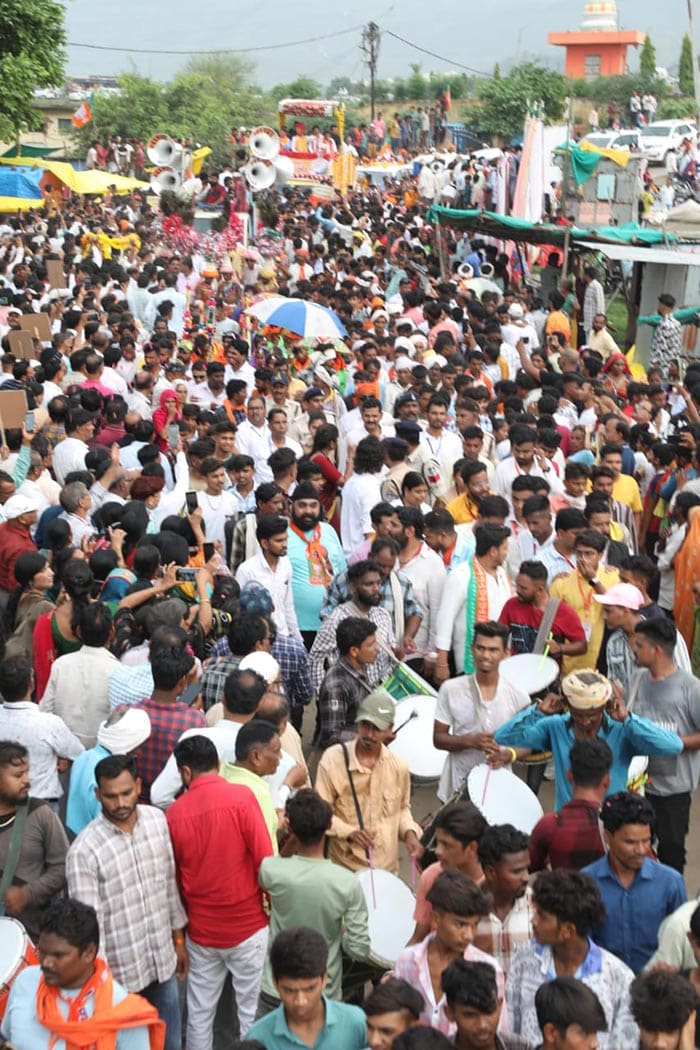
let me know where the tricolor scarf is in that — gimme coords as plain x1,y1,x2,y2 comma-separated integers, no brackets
35,957,165,1050
289,522,334,587
463,556,491,674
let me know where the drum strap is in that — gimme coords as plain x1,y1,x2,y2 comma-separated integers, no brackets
0,801,29,900
533,598,560,654
340,742,365,831
388,571,405,647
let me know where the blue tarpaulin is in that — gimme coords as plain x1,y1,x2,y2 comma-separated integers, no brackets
0,167,44,200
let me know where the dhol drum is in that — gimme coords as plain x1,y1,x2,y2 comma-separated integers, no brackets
0,917,38,1019
356,868,415,968
389,695,446,781
468,763,544,835
498,653,559,696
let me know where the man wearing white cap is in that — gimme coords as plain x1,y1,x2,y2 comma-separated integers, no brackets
495,669,683,809
315,688,423,875
501,302,539,353
66,707,151,836
384,353,414,415
0,493,39,607
595,583,691,694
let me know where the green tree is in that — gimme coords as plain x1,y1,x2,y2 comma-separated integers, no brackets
493,63,501,80
480,62,567,137
0,0,66,140
270,76,322,102
83,74,169,144
406,64,428,100
639,34,657,79
679,33,695,96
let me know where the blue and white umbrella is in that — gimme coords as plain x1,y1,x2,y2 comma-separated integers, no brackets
245,296,347,339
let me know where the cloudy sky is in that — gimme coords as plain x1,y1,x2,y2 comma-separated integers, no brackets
63,0,684,88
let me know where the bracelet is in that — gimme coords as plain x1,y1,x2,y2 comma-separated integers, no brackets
507,747,517,765
199,599,211,604
172,934,186,946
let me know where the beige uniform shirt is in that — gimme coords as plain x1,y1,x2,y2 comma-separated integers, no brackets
315,739,422,874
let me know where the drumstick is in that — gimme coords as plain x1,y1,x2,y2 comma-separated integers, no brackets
481,765,492,806
538,633,553,669
393,710,418,734
367,846,377,908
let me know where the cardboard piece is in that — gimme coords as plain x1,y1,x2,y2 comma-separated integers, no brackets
46,260,67,289
19,312,52,342
7,330,34,360
0,389,28,431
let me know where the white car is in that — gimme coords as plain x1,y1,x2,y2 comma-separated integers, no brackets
639,120,697,163
581,129,642,152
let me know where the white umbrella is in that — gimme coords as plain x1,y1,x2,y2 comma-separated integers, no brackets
245,296,347,338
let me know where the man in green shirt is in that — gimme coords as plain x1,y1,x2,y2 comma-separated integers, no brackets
247,927,367,1050
221,720,281,852
259,789,370,1011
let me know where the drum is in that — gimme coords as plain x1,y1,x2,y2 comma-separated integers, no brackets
381,662,437,702
498,653,559,696
357,868,415,968
468,764,544,835
628,755,649,793
0,917,38,1019
389,695,446,781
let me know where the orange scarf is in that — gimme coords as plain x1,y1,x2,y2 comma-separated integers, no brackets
35,958,165,1050
289,521,334,587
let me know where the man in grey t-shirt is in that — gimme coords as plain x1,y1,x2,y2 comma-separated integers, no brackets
632,618,700,874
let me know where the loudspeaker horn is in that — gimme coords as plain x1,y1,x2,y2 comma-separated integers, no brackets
243,159,276,191
249,126,280,161
150,167,182,194
274,155,295,185
147,134,182,166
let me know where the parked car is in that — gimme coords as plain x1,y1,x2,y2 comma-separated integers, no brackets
639,120,697,163
581,129,642,152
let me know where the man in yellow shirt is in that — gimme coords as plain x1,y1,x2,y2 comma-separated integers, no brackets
446,462,491,525
550,529,619,675
600,444,642,534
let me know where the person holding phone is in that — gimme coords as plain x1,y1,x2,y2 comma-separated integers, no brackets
152,389,182,454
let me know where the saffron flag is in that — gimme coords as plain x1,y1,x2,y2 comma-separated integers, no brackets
71,100,92,128
443,86,451,112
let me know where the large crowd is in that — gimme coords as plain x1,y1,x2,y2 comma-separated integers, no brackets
0,147,699,1050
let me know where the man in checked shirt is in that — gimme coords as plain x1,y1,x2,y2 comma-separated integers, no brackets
67,754,188,1050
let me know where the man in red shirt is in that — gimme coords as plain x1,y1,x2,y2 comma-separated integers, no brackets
166,734,273,1048
498,560,587,663
529,738,611,872
0,493,39,600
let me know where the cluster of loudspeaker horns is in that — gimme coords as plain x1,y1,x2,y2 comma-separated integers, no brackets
147,128,294,197
243,126,295,192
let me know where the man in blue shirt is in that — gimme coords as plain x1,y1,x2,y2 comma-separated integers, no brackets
494,669,683,810
248,927,366,1050
583,792,687,974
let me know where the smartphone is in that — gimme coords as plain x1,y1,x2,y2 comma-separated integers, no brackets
185,490,198,515
522,336,530,345
168,422,179,449
178,680,202,706
176,567,198,582
24,411,35,433
203,542,215,562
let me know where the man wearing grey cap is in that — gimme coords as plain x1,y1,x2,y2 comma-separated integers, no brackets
315,689,423,874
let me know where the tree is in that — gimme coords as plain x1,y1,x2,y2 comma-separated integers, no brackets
270,76,322,102
406,64,428,100
679,33,695,96
82,75,169,144
639,34,657,79
0,0,66,140
493,63,501,80
480,62,567,137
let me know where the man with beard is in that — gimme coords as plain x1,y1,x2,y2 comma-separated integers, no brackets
493,425,564,505
286,483,346,650
310,560,395,695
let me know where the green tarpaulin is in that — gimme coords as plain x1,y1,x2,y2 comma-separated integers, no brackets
426,207,677,247
0,145,60,159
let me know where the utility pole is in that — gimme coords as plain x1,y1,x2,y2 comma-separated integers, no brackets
361,22,380,120
687,0,700,123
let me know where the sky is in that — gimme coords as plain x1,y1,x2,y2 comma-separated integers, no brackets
63,0,686,88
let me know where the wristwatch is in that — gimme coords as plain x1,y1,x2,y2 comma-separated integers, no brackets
589,577,600,587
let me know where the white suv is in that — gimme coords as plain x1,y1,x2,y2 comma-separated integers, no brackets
639,119,697,163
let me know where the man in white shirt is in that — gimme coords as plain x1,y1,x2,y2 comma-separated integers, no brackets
223,340,256,396
493,424,564,505
395,505,446,656
236,515,301,640
188,362,227,411
52,410,94,486
267,408,303,458
340,437,384,557
236,396,275,484
58,481,96,547
501,302,540,351
145,275,186,338
419,395,463,504
196,458,238,549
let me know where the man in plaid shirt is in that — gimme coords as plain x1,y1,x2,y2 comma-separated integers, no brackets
475,824,534,978
134,641,205,802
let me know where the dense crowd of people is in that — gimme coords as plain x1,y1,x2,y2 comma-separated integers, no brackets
0,160,700,1050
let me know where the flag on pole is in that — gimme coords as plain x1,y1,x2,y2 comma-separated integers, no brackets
443,86,452,112
71,100,92,128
